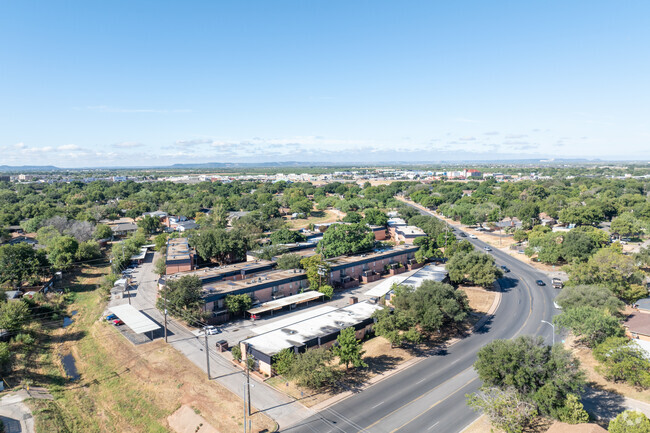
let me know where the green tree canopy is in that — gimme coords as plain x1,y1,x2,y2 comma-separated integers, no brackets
224,294,252,315
608,410,650,433
553,306,624,348
317,223,375,258
276,253,302,270
554,285,625,315
447,250,502,288
93,223,113,240
0,243,49,287
363,208,389,226
333,327,367,369
269,228,306,245
157,275,203,324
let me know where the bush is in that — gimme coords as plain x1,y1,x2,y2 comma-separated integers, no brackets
467,387,537,433
272,348,295,376
608,410,650,433
556,394,589,424
231,345,242,362
0,342,11,373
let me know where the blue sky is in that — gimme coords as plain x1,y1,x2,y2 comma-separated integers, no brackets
1,1,649,167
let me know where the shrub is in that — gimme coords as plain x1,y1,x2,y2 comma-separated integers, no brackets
608,410,650,433
231,345,242,362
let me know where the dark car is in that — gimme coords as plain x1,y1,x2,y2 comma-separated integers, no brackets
500,265,510,273
106,314,117,321
536,280,546,286
459,233,467,237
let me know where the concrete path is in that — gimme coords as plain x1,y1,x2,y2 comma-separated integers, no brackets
582,386,650,421
0,390,36,433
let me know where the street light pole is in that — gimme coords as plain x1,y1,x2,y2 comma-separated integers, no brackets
204,328,211,379
541,320,555,345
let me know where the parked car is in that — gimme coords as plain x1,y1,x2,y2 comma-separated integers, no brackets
112,319,124,326
484,246,492,251
106,314,117,321
469,234,477,239
500,265,510,273
536,280,546,286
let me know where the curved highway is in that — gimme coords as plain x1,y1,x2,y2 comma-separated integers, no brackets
282,205,561,433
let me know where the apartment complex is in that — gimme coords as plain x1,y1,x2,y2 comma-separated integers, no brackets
165,238,196,275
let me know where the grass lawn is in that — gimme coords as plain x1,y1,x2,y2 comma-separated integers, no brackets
21,263,275,433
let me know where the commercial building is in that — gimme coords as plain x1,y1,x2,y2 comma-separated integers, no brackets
165,238,196,275
240,301,382,375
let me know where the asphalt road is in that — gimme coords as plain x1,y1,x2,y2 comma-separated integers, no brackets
282,205,561,433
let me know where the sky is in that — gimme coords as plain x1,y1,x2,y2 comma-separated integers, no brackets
1,1,649,167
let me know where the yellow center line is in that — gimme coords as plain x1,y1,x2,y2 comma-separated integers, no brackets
359,367,474,432
388,377,478,433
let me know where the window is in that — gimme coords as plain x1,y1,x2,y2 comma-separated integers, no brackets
272,286,279,294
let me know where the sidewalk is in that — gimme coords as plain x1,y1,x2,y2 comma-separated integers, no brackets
582,386,650,420
0,390,36,433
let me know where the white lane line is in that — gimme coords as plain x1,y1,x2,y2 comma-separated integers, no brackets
371,401,385,409
416,378,427,384
427,421,440,430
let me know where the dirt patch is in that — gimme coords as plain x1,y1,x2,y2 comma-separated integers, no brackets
459,285,496,314
167,405,220,433
285,209,343,229
564,335,650,405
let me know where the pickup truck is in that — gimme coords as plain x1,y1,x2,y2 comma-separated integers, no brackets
551,278,563,289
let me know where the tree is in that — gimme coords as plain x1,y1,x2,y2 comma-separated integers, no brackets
75,240,101,261
318,284,334,299
567,247,647,303
137,215,162,234
372,307,421,348
256,244,288,261
447,250,502,288
474,336,585,417
290,199,312,216
272,348,296,376
593,337,650,388
0,243,49,287
342,212,363,223
391,280,469,333
333,327,367,369
553,306,624,348
556,394,589,424
154,233,169,251
0,301,30,332
467,387,537,433
608,410,650,433
555,285,625,315
156,275,203,324
276,253,302,270
611,212,643,237
93,223,113,240
317,223,375,258
231,345,242,362
224,294,252,315
36,225,61,248
444,239,474,258
190,228,253,265
288,348,340,389
363,209,389,226
300,254,330,289
561,230,597,263
47,235,79,270
269,228,306,245
0,342,11,373
154,257,167,276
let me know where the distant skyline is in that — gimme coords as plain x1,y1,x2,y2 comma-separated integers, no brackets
1,1,649,167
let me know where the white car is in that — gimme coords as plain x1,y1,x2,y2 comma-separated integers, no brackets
199,326,219,335
469,234,477,239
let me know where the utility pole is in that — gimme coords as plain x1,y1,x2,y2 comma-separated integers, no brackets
243,383,247,433
163,299,168,343
246,343,252,416
204,329,211,379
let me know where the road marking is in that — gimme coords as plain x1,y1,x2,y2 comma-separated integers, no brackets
416,378,427,384
361,367,473,431
427,421,440,430
388,377,477,433
371,401,385,409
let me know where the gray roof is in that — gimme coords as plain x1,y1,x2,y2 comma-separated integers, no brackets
636,297,650,311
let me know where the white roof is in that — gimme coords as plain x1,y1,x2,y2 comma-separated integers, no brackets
634,339,650,359
109,304,160,334
401,264,448,288
365,275,409,297
243,302,383,356
247,291,325,315
114,278,128,287
251,306,338,335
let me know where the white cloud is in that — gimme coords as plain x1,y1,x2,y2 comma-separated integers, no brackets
57,144,81,151
113,141,144,148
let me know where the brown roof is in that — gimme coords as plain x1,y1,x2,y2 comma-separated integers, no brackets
625,312,650,336
546,422,607,433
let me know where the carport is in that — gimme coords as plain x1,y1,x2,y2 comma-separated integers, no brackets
109,304,160,340
247,291,325,319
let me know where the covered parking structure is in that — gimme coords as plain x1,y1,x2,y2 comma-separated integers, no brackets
109,304,161,342
246,291,325,319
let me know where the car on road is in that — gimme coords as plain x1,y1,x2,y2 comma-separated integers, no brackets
106,314,117,321
551,278,563,289
199,325,219,335
459,233,467,237
484,246,492,251
112,319,124,326
469,234,477,239
500,265,510,273
536,280,546,286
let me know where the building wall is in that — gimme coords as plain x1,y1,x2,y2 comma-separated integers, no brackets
166,262,193,275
